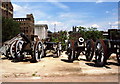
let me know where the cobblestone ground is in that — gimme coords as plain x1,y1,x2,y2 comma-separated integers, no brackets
0,51,119,82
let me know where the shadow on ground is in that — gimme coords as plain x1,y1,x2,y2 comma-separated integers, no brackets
61,59,73,63
85,63,112,69
85,62,120,69
107,62,120,66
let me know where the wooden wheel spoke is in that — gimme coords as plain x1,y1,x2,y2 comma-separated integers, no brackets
33,41,44,62
85,39,95,61
95,40,108,67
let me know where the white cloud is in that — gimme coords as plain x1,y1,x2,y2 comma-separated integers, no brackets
12,4,22,11
36,21,62,25
51,21,62,25
13,3,30,18
108,21,118,29
108,22,112,25
47,0,69,10
114,21,118,25
112,26,118,29
12,3,71,31
113,21,120,25
60,13,73,18
12,2,118,32
36,21,49,24
11,0,120,2
96,0,103,3
52,2,69,9
35,20,66,32
105,11,110,14
59,12,90,21
13,3,51,20
91,24,100,28
108,21,120,25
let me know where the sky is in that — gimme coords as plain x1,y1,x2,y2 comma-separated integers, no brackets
11,1,118,32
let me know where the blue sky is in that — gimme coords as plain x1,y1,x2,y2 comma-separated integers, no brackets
12,1,118,32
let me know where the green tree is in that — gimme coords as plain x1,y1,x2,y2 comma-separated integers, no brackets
86,27,103,41
77,26,87,39
77,26,87,32
77,26,103,41
2,17,20,42
51,30,68,50
58,31,68,50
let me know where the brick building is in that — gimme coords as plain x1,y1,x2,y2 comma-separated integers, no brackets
0,0,13,18
13,14,34,38
34,24,48,40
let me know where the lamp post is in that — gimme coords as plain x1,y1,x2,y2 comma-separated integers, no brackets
54,24,56,33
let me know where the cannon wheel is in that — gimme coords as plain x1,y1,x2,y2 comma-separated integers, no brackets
67,42,74,61
116,45,120,65
10,40,17,59
32,41,43,62
85,39,95,61
116,54,120,65
68,49,74,61
57,49,60,57
3,44,11,59
5,47,11,59
95,40,108,67
56,43,61,57
15,40,24,61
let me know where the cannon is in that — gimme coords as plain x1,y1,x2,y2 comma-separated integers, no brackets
14,33,44,62
95,29,120,66
0,34,22,59
43,38,61,57
66,32,94,61
0,33,44,62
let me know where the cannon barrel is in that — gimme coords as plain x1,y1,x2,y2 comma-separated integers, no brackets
20,33,31,43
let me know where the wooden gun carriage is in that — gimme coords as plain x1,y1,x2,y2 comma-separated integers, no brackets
43,38,61,57
66,29,120,67
0,33,61,62
94,29,120,66
66,32,94,61
1,29,119,66
0,33,44,62
0,34,22,59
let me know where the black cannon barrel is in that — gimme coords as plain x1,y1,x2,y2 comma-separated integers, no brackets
20,33,31,43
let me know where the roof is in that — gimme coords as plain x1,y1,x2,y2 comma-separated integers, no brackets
13,18,31,21
35,24,48,29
